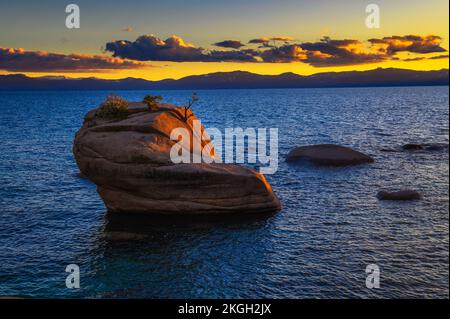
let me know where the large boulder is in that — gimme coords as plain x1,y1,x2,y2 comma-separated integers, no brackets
377,190,422,201
73,102,281,214
286,144,374,166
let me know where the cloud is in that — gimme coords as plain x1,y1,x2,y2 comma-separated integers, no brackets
402,56,426,62
0,47,146,72
213,40,245,49
402,54,449,62
105,35,205,61
208,49,259,61
122,26,134,32
298,37,386,66
105,34,258,62
260,35,447,66
429,54,449,60
261,37,385,66
249,37,293,47
270,36,294,42
102,33,447,66
368,35,446,54
260,45,309,63
249,37,270,44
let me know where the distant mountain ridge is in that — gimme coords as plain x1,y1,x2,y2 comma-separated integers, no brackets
0,68,448,90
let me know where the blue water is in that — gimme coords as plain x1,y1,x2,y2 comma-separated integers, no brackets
0,87,448,298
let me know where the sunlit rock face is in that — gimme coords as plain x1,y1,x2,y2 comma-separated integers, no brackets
73,102,281,214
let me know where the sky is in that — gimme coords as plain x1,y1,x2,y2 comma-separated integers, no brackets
0,0,448,80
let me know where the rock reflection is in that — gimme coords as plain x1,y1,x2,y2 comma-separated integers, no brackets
102,211,275,242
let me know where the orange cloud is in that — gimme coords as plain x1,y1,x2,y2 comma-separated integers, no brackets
369,35,446,54
261,35,447,66
0,47,146,72
270,36,295,42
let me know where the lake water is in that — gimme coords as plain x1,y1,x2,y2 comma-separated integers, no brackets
0,86,448,298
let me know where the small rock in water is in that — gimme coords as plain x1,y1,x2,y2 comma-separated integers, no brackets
424,143,449,151
377,190,422,201
286,144,374,166
401,143,449,151
402,143,424,150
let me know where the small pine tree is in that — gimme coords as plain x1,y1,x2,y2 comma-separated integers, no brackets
143,94,163,111
183,92,199,122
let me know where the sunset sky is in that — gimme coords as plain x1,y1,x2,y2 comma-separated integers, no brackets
0,0,448,80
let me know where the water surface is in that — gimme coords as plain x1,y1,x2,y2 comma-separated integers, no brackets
0,86,448,298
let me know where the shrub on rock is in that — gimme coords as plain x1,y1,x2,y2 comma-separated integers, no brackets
97,95,129,119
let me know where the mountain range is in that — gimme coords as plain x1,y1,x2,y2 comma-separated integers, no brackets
0,68,448,91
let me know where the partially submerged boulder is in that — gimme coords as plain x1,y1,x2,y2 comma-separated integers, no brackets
381,143,449,153
73,101,281,214
402,143,424,151
286,144,374,166
377,190,422,201
402,143,448,152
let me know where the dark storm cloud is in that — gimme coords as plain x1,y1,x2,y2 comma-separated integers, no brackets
248,37,293,47
0,47,145,72
208,49,259,62
105,34,258,62
213,40,245,49
105,35,205,62
102,33,447,66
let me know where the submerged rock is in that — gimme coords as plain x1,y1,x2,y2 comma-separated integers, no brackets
286,144,374,166
402,143,448,151
73,102,281,214
377,190,422,201
402,143,424,150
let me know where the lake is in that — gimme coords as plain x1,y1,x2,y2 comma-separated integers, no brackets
0,86,448,298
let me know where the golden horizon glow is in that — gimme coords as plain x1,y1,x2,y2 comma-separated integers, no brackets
1,56,447,81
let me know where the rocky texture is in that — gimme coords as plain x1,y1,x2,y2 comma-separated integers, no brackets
73,102,281,214
377,190,422,201
286,144,374,166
